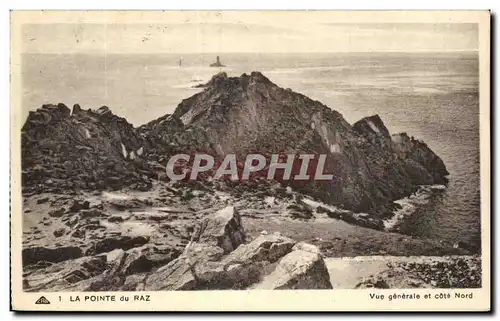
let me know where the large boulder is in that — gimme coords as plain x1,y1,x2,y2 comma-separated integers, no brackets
121,244,182,276
254,245,333,290
193,233,297,290
121,251,153,275
24,255,108,292
190,206,246,254
223,233,296,264
142,204,335,291
145,256,198,291
144,240,272,291
144,232,302,291
127,244,181,269
144,242,225,291
143,206,249,291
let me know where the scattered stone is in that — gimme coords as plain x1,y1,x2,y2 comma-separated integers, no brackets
23,246,83,266
71,229,85,239
129,244,181,268
287,203,313,220
69,200,90,213
108,216,124,223
36,197,49,204
53,228,66,238
292,242,321,254
79,209,108,219
66,215,79,227
108,199,145,211
104,249,127,275
85,236,149,256
104,248,124,261
48,208,65,218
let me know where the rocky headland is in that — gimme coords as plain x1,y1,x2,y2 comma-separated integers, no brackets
20,72,480,291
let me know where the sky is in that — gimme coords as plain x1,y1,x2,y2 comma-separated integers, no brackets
20,12,479,53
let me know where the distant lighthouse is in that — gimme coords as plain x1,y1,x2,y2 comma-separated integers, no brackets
210,56,225,67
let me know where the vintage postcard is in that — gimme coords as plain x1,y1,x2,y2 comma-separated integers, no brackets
10,10,490,312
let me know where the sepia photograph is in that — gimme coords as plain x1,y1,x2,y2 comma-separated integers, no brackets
10,10,490,311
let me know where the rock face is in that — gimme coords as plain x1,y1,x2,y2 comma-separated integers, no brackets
190,206,246,254
254,248,333,290
143,206,332,291
21,71,449,226
224,233,296,263
140,72,449,219
21,104,152,193
137,113,184,164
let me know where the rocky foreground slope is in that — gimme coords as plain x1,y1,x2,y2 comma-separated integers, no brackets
23,193,480,291
22,186,480,291
24,205,333,291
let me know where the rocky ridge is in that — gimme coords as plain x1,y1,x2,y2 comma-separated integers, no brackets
22,104,153,194
165,70,450,217
21,71,449,229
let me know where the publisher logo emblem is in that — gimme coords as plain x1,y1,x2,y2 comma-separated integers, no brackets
35,296,50,305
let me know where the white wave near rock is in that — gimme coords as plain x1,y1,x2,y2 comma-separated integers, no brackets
383,184,447,230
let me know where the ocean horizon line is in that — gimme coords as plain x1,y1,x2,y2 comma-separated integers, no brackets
21,50,479,55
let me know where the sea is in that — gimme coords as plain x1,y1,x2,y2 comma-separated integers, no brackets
21,52,481,253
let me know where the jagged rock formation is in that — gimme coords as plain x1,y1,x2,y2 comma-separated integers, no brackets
21,71,449,223
141,72,449,218
137,113,184,164
21,104,153,194
141,206,332,291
